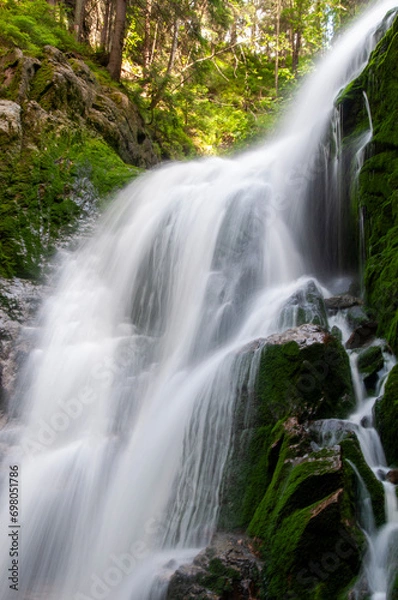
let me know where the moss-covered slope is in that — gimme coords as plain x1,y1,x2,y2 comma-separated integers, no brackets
337,11,398,353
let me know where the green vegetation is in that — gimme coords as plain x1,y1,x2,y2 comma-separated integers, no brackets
0,0,83,56
0,131,140,278
375,364,398,466
337,14,398,353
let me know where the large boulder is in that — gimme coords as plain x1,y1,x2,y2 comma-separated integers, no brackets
215,324,388,599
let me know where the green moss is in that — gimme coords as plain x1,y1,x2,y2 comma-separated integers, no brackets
0,130,140,279
256,336,354,425
337,14,398,353
340,436,385,528
197,557,241,595
29,60,55,104
357,346,384,375
0,0,84,57
375,364,398,466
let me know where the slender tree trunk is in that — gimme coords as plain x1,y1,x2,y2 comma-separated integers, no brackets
166,18,179,75
143,0,152,72
100,0,112,51
292,30,301,74
74,0,86,41
150,20,158,65
107,0,127,81
275,0,281,96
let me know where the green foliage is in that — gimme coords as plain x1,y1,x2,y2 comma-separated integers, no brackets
0,0,83,56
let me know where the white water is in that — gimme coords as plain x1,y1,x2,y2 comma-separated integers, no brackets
1,2,398,599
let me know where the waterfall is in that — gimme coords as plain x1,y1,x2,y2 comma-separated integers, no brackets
1,2,398,599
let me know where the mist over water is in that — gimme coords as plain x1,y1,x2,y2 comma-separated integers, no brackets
1,2,398,599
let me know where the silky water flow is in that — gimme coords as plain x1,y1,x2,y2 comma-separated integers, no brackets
1,1,398,598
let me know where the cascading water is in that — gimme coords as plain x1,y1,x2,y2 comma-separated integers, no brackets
1,2,398,599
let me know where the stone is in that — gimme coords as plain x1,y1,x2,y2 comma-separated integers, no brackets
357,345,384,392
166,533,263,600
325,294,363,312
345,322,378,349
386,469,398,485
0,100,22,156
278,279,328,330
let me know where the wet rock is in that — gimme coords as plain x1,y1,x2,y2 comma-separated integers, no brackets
0,278,45,410
310,418,357,446
357,345,384,392
386,469,398,485
278,279,328,330
246,423,366,600
345,306,372,330
345,321,378,349
166,533,263,600
220,325,354,530
325,294,363,312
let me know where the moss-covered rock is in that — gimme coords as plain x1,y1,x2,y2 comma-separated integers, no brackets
357,345,385,392
218,325,355,532
166,533,263,600
375,364,398,466
247,422,364,600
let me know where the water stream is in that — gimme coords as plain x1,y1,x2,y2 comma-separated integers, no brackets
1,1,398,599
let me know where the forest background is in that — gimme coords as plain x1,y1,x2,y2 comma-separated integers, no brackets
0,0,365,157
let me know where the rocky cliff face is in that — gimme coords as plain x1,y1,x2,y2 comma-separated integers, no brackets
0,45,157,168
0,44,159,280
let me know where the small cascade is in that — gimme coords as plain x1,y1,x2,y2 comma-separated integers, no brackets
319,309,398,600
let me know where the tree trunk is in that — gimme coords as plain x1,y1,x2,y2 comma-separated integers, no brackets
143,0,152,72
275,0,281,96
100,0,113,52
74,0,86,42
107,0,127,81
292,30,301,75
166,18,179,75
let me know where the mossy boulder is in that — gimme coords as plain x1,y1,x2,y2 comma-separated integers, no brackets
375,364,398,466
216,324,389,598
218,325,354,531
247,421,365,600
